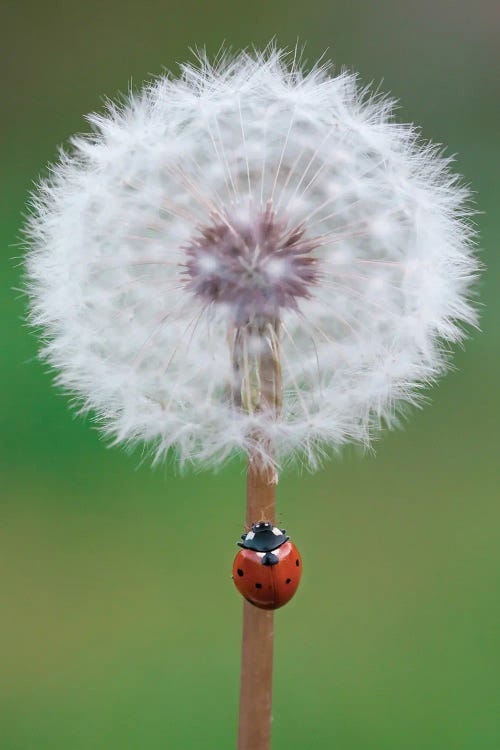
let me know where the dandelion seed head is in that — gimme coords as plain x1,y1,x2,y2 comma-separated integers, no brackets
24,48,479,470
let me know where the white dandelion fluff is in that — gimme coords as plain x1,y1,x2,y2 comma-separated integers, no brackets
24,48,479,469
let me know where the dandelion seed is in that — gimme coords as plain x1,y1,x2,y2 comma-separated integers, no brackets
24,48,479,470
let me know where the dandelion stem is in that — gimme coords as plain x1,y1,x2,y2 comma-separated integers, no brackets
237,320,281,750
238,456,276,750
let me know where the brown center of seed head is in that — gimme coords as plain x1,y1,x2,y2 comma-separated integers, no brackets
183,203,319,326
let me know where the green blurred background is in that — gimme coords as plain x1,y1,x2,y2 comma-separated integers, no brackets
1,1,498,748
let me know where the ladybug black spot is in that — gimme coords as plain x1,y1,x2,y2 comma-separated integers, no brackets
286,578,292,584
295,559,300,566
237,569,244,577
255,583,262,589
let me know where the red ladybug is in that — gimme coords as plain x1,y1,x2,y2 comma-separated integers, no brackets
232,521,302,610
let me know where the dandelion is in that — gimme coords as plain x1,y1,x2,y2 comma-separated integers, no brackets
24,48,479,750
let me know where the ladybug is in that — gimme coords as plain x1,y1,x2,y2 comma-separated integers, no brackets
232,521,302,610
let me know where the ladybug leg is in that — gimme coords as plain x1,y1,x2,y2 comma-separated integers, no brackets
262,551,279,566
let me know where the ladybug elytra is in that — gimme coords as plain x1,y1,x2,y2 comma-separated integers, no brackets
232,521,302,610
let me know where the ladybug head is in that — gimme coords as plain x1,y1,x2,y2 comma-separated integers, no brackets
252,521,273,532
